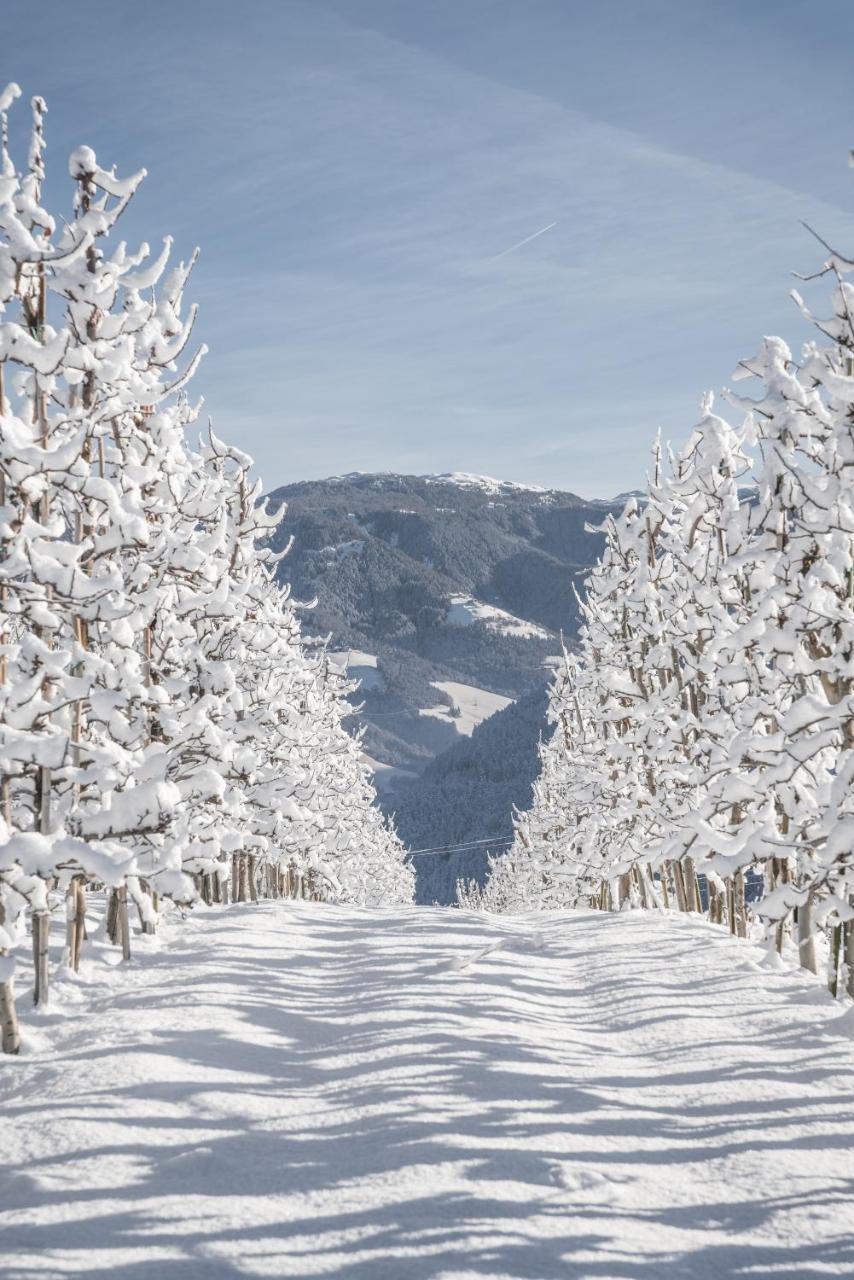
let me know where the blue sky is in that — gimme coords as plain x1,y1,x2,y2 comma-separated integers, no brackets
3,0,853,496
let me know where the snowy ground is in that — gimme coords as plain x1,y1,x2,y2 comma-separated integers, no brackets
420,681,513,736
2,903,854,1278
445,595,551,641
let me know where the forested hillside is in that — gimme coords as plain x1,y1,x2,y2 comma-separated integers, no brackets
391,687,552,903
268,472,612,766
268,473,613,890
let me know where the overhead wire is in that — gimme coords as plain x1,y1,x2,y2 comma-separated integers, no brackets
405,835,514,859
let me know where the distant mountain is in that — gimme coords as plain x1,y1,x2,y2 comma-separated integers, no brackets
268,472,617,895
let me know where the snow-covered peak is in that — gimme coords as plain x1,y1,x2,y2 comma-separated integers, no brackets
423,472,550,496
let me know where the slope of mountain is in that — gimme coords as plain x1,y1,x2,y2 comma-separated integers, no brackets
268,472,615,894
390,685,554,904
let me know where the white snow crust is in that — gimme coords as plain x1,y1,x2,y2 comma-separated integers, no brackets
419,680,512,736
446,593,551,639
2,902,853,1277
425,472,550,496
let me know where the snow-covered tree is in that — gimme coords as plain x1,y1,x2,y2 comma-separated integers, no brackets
0,83,412,1052
494,204,854,1002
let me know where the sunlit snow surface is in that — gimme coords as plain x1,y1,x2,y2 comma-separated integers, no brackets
2,903,854,1278
419,680,513,736
445,593,551,640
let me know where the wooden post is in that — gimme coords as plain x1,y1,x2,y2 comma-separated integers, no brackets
671,861,688,913
247,855,258,902
32,909,50,1005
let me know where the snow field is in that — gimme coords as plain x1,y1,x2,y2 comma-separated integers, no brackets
420,681,513,737
445,595,551,641
2,903,854,1278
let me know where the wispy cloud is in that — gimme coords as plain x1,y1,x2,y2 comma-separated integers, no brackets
2,0,851,497
492,221,558,259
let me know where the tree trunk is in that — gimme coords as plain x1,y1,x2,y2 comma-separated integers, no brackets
797,891,818,975
772,858,791,955
734,868,747,938
106,888,120,944
631,864,648,908
0,968,20,1055
671,860,688,913
32,909,50,1006
65,878,86,971
844,904,854,1001
138,883,156,935
247,855,258,902
683,857,702,913
117,886,131,962
707,879,719,924
828,922,842,998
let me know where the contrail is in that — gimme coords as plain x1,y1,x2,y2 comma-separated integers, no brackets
492,220,558,260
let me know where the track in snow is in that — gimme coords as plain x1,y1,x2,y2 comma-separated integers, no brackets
2,903,854,1278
